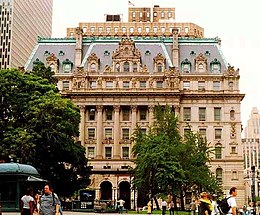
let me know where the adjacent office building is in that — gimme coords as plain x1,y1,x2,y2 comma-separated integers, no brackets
25,5,245,208
0,0,53,69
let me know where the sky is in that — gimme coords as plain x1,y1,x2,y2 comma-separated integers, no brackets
52,0,260,130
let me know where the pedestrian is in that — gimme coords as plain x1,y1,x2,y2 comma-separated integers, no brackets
198,192,212,215
20,188,34,215
118,199,125,214
39,184,61,215
227,187,237,215
211,195,219,215
147,200,152,215
162,199,167,215
190,200,196,215
169,200,175,215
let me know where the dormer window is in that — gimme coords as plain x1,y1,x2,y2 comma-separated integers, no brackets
157,63,163,72
198,64,204,73
115,63,120,72
62,59,73,73
124,62,130,72
181,59,191,73
50,64,55,72
133,63,138,72
90,63,96,72
210,59,221,73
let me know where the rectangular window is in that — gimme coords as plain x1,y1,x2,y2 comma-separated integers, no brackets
114,27,119,33
62,81,69,90
123,81,130,88
214,108,221,121
140,107,147,121
199,107,206,121
140,81,146,88
145,27,150,33
156,81,163,88
98,27,103,33
184,128,191,136
231,146,236,154
215,146,222,159
89,81,96,88
213,81,220,91
87,147,95,159
198,81,205,91
215,129,222,139
105,147,112,159
88,128,95,139
122,147,129,159
183,81,190,90
105,128,113,139
106,108,113,121
183,107,191,121
89,108,96,120
199,129,206,138
141,128,147,134
122,108,130,121
138,27,142,33
122,128,130,139
106,81,113,88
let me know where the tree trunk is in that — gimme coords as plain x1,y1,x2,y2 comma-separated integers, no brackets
180,187,185,211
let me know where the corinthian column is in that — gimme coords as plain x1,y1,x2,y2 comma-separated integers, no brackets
148,105,154,127
96,105,103,159
114,105,120,159
79,105,86,146
131,106,137,134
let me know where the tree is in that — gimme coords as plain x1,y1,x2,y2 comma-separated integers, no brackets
0,68,90,196
132,105,220,209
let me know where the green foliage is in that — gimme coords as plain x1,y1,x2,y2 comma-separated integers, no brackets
132,105,220,204
0,68,90,196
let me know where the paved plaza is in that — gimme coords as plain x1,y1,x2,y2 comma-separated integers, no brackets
2,213,135,215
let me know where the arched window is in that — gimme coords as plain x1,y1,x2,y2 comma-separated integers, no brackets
50,64,55,72
215,144,222,159
216,168,223,183
124,62,130,72
115,63,120,72
157,63,163,72
198,64,204,73
90,63,96,72
229,81,234,90
181,59,191,73
212,64,221,73
133,63,138,72
230,110,235,120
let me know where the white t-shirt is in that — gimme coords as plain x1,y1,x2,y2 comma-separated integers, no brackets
227,195,237,214
21,195,34,209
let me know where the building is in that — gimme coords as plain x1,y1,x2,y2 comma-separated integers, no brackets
0,0,53,69
25,5,245,208
244,107,260,139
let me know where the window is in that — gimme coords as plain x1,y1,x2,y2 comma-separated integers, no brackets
157,63,163,72
87,147,95,159
140,81,146,88
214,108,221,121
199,107,206,121
122,27,126,33
89,108,96,120
106,108,113,120
62,81,69,90
98,27,103,33
182,64,191,73
215,144,222,159
232,171,238,180
90,63,96,72
199,128,206,138
105,147,112,159
140,12,143,18
216,168,223,182
153,27,158,33
153,12,157,17
215,129,222,139
90,27,95,33
212,64,221,73
168,12,172,18
183,107,191,121
184,128,191,136
124,62,130,72
122,128,130,139
138,27,142,33
184,27,189,33
132,12,136,18
140,128,147,134
231,146,236,154
63,64,72,73
122,147,129,159
229,81,234,90
183,81,190,90
83,27,87,33
123,81,130,88
130,27,134,34
106,81,113,88
115,63,120,72
133,63,138,72
122,109,130,121
213,81,220,91
88,128,95,139
161,27,165,33
198,81,205,91
156,81,163,88
114,27,119,33
198,64,204,72
105,128,112,139
89,81,96,88
140,107,147,121
161,12,165,18
230,110,235,120
145,27,150,33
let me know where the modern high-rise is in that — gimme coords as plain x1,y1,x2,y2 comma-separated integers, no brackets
0,0,53,69
25,5,245,208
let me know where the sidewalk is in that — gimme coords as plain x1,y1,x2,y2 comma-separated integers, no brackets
2,212,134,215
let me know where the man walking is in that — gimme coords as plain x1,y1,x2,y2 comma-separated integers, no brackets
40,184,60,215
227,187,237,215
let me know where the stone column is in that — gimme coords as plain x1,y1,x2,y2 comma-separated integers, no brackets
131,106,137,134
148,105,154,127
79,105,85,146
96,105,103,159
114,105,120,159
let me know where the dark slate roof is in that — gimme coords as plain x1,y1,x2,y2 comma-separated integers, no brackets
0,163,39,176
25,37,228,73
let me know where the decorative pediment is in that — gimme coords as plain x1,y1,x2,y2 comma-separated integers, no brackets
112,38,141,61
224,65,239,77
194,53,207,72
153,53,166,63
46,53,58,63
167,66,180,76
195,53,207,64
73,66,86,77
87,53,99,63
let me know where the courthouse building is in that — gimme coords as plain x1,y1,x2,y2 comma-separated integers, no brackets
25,5,245,208
0,0,53,69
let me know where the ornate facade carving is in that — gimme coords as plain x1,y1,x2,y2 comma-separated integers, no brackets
46,53,59,73
230,122,236,139
87,53,100,72
72,67,86,89
224,65,240,77
194,53,208,72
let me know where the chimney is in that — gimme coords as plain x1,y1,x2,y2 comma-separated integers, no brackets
75,27,83,67
172,28,179,68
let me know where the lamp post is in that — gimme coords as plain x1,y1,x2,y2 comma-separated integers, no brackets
251,166,256,215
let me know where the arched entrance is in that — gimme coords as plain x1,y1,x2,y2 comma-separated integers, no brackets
100,181,112,200
118,181,131,209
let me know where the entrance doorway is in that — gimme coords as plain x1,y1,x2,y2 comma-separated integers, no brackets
118,181,131,209
100,181,112,200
